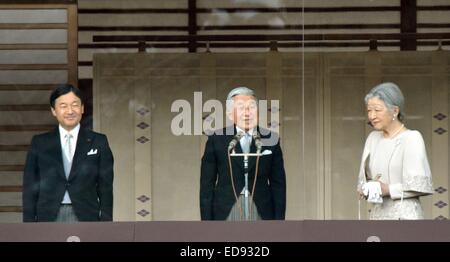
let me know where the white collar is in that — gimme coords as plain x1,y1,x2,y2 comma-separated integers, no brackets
59,123,80,139
236,126,254,136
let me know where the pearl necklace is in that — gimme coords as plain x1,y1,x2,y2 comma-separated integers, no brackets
387,123,404,138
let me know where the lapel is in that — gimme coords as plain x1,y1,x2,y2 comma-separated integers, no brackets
247,126,270,175
247,125,263,174
68,128,93,181
49,128,67,181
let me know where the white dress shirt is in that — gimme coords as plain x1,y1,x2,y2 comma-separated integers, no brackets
236,126,253,153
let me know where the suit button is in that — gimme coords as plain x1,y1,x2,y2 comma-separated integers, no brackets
65,183,70,187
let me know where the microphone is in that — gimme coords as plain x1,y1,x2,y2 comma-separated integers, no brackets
228,131,244,152
252,130,263,154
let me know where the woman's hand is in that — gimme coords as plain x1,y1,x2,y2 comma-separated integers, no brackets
379,181,390,196
357,189,366,200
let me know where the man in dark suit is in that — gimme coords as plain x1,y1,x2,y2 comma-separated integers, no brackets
200,87,286,220
23,84,114,222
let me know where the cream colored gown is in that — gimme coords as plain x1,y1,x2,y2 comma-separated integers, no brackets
357,130,434,220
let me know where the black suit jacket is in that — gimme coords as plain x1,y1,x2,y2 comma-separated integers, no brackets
200,126,286,220
23,128,114,222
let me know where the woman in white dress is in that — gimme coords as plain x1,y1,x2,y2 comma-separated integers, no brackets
357,82,434,220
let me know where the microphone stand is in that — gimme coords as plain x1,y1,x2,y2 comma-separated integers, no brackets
229,152,261,220
244,155,249,221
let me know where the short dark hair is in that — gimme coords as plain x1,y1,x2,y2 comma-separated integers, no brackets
50,84,83,108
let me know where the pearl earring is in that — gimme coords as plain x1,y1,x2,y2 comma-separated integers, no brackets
392,115,396,121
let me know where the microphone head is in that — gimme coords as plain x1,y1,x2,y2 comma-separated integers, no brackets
228,131,245,152
251,130,259,139
252,130,263,152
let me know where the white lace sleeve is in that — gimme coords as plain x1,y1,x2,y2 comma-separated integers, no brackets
389,183,423,200
401,131,434,195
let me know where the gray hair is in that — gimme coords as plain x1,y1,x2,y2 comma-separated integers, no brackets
364,82,405,121
226,86,257,113
226,86,256,101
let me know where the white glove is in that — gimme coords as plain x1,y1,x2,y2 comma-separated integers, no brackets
361,181,383,204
